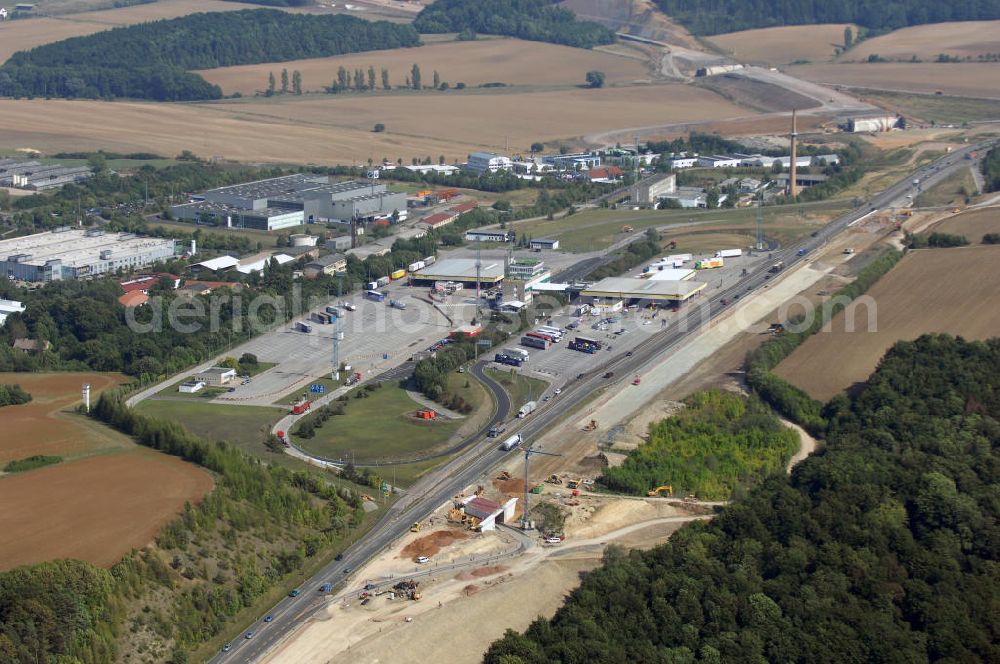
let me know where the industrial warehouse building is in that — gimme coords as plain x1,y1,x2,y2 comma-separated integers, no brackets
465,229,511,243
303,253,347,278
530,238,560,250
507,258,546,280
0,158,92,190
172,174,406,230
635,173,677,204
0,228,175,282
464,152,512,174
411,258,505,288
580,276,706,307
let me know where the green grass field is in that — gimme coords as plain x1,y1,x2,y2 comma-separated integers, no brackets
274,376,343,406
148,219,304,241
916,167,977,207
136,400,283,447
517,200,852,253
485,367,549,410
295,384,465,462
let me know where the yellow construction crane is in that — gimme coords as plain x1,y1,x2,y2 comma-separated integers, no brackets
647,485,673,497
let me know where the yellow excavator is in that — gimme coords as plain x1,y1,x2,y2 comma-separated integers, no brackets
647,485,673,497
410,522,422,532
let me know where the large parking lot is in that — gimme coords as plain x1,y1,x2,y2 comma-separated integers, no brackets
212,281,457,406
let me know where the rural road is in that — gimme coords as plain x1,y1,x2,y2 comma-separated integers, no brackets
210,140,994,664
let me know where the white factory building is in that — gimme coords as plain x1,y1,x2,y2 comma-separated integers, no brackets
465,152,513,174
0,228,175,282
0,299,25,326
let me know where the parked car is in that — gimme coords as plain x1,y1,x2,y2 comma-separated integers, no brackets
416,556,429,564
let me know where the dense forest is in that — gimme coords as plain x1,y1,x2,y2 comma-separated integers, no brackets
652,0,1000,35
486,334,1000,663
414,0,615,48
983,146,1000,193
600,391,798,500
0,10,420,100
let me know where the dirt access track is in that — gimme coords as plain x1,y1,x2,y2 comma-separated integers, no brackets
775,245,1000,401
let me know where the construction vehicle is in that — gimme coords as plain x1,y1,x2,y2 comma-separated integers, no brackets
767,323,785,335
531,484,544,494
582,419,598,432
497,470,512,481
566,478,582,490
393,580,422,601
409,522,421,533
546,474,563,485
647,485,673,497
622,225,634,233
683,494,699,503
632,375,641,385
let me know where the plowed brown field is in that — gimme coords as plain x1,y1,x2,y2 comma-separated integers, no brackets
788,63,1000,100
0,372,127,464
0,372,213,570
774,246,1000,401
199,39,650,95
0,451,213,569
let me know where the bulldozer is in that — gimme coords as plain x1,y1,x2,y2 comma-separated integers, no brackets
409,522,422,533
582,419,598,432
496,470,512,481
545,474,562,485
647,485,673,497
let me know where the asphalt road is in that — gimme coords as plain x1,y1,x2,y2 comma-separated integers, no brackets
211,140,991,664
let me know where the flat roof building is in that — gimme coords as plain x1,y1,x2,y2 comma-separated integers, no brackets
170,201,304,231
465,229,511,243
530,238,560,251
0,228,175,282
412,258,504,287
465,152,512,174
0,299,25,326
581,276,706,305
636,173,677,204
507,258,546,280
194,367,236,386
303,253,347,279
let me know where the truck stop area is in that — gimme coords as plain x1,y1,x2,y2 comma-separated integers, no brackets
580,277,706,308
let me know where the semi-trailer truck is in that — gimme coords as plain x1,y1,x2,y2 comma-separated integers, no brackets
518,401,537,418
366,281,379,291
295,321,313,333
500,433,522,450
376,276,390,287
715,249,742,258
520,336,550,350
390,269,406,280
365,290,386,302
695,258,724,269
494,353,523,367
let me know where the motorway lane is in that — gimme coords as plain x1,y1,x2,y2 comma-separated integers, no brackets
213,140,992,664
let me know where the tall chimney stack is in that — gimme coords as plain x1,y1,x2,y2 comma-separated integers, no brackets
789,109,798,199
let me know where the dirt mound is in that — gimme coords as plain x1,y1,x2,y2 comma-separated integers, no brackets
399,529,469,561
560,0,699,48
471,565,509,578
698,74,818,113
462,584,480,596
492,478,523,494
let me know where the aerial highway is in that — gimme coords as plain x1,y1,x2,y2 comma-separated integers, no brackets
212,140,990,664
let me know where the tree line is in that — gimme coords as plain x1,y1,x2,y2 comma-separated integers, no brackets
983,146,1000,193
0,10,420,100
414,0,615,49
486,334,1000,662
653,0,1000,35
600,390,799,500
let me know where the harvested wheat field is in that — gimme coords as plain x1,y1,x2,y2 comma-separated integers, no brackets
843,21,1000,62
0,0,263,63
788,63,1000,100
199,38,650,95
707,24,856,65
0,85,746,164
0,372,128,465
932,208,1000,242
0,451,213,570
774,246,1000,401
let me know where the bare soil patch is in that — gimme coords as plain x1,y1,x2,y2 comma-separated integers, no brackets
0,451,213,570
493,477,523,494
199,39,650,95
0,372,127,465
775,246,1000,401
454,565,509,581
698,74,817,112
788,63,1000,100
0,85,747,165
707,24,856,65
843,21,1000,62
560,0,699,49
399,529,469,561
931,207,1000,242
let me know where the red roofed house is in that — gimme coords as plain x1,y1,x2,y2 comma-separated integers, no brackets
449,200,479,216
460,495,518,531
422,211,459,229
588,166,624,183
118,291,149,308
